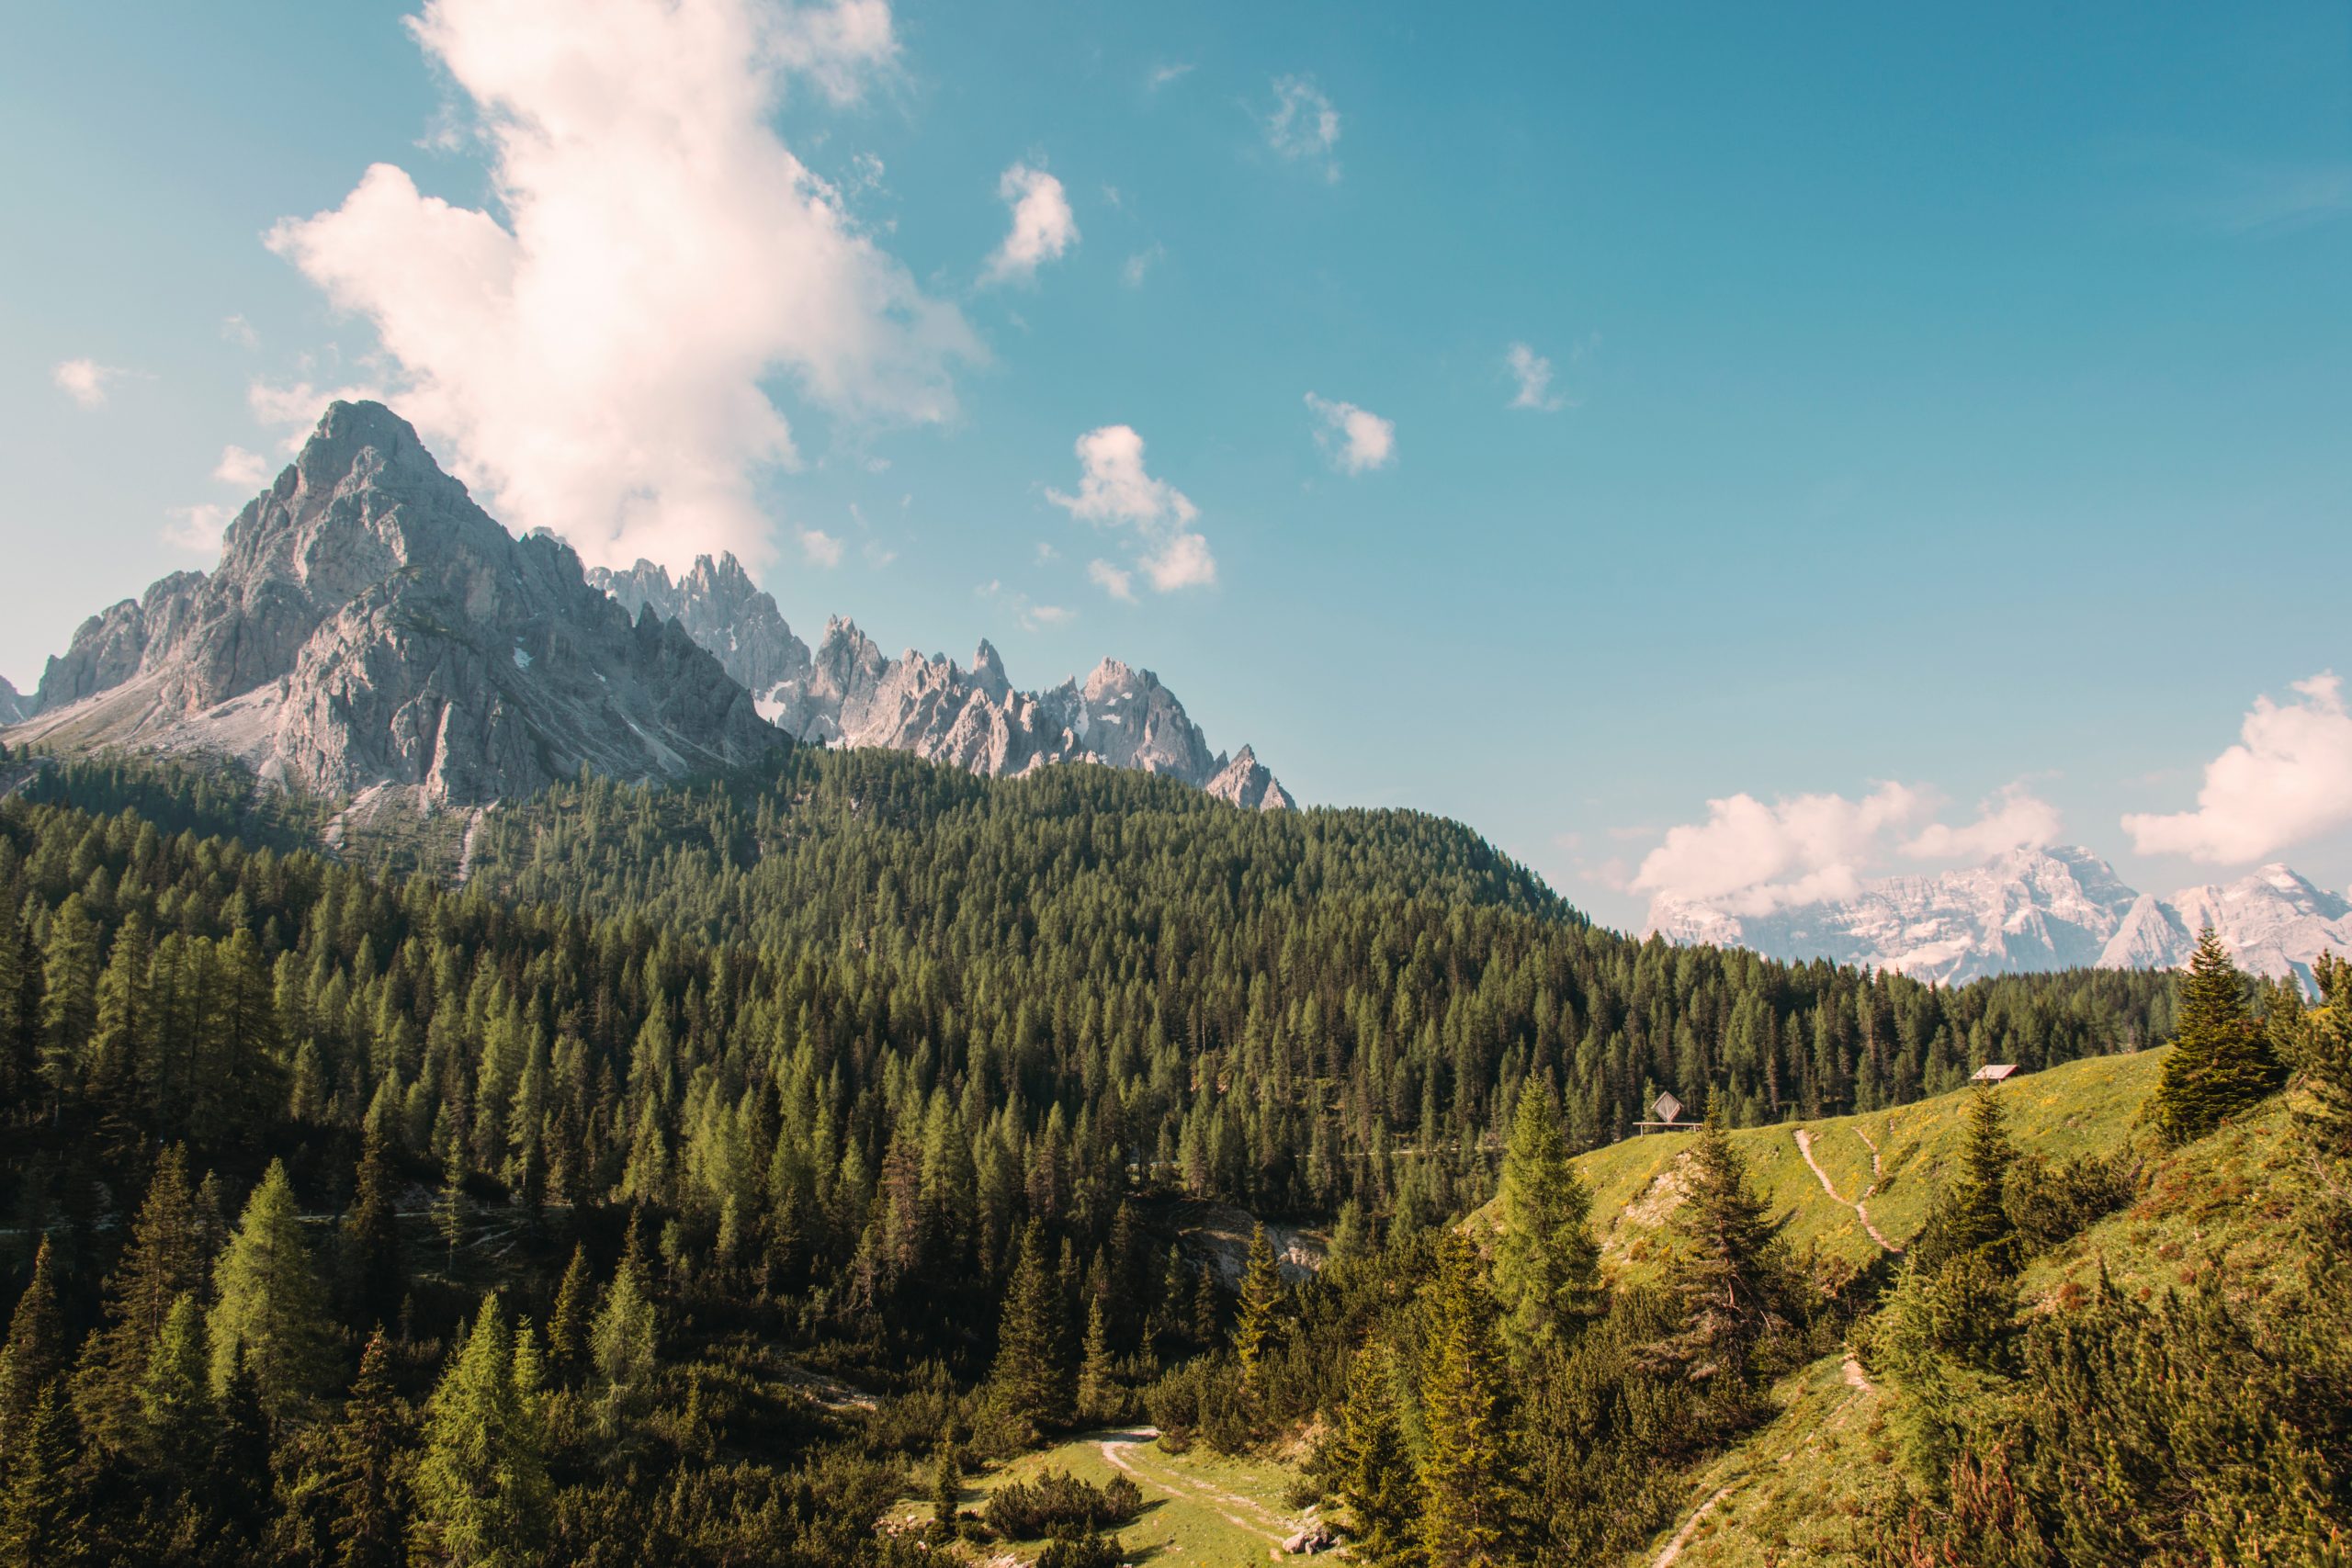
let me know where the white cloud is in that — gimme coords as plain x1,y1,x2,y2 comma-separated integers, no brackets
1122,244,1163,288
215,445,272,490
1505,342,1565,412
249,378,392,451
1048,424,1216,593
2122,672,2352,863
861,539,896,569
985,162,1078,284
265,0,975,573
221,315,260,349
1023,603,1073,629
797,526,843,567
1087,559,1135,601
1631,784,1928,918
53,358,130,410
1147,62,1193,91
163,504,232,555
1034,540,1058,563
1901,783,2062,860
1266,76,1340,180
1304,392,1395,474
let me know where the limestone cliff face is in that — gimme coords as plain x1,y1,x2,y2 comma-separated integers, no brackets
7,401,780,805
594,556,1293,805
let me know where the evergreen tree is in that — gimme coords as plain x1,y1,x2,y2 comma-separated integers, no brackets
0,1384,86,1568
209,1158,334,1420
589,1253,657,1398
36,895,101,1096
1076,1294,1116,1424
1492,1089,1600,1357
548,1245,593,1374
1332,1340,1417,1563
409,1300,548,1568
341,1129,402,1330
2151,929,2280,1144
1416,1232,1520,1568
930,1442,965,1538
1938,1083,2018,1273
74,1144,206,1456
0,1235,67,1439
320,1331,409,1568
989,1220,1069,1440
134,1293,212,1479
1232,1222,1286,1383
1660,1102,1789,1382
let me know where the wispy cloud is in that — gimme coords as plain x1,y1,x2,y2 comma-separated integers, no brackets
214,446,272,490
52,358,138,410
163,503,232,555
984,162,1079,285
1266,76,1340,182
1505,342,1566,412
1304,392,1395,474
1147,62,1193,92
797,527,844,568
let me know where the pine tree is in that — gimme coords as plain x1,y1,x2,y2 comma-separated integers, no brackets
36,895,101,1098
209,1158,334,1420
1940,1083,2017,1272
1232,1222,1286,1382
1660,1101,1789,1382
548,1245,593,1374
0,1235,68,1449
74,1144,206,1456
589,1252,658,1398
1416,1232,1520,1568
341,1129,403,1330
134,1293,212,1480
320,1331,409,1568
0,1384,86,1567
1333,1340,1417,1563
409,1298,548,1568
989,1220,1069,1440
2151,929,2281,1144
1492,1089,1600,1357
1076,1294,1116,1424
931,1442,965,1538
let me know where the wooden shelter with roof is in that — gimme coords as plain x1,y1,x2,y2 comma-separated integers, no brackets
1970,1063,2020,1084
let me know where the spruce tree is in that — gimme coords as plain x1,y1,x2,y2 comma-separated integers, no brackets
989,1220,1069,1441
1333,1340,1417,1563
1416,1232,1520,1568
409,1298,549,1568
0,1384,86,1567
1661,1101,1789,1382
74,1145,205,1455
548,1245,593,1374
0,1235,67,1440
320,1331,409,1568
1076,1294,1116,1425
209,1159,334,1420
1492,1089,1600,1357
589,1252,658,1399
134,1294,212,1481
341,1129,403,1330
1232,1222,1285,1383
2151,929,2279,1144
1939,1083,2018,1272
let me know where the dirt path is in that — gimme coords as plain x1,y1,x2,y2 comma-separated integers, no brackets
1095,1428,1293,1550
1794,1128,1902,1255
1654,1484,1736,1567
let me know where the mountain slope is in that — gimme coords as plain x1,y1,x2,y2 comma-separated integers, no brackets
1651,844,2351,990
5,401,780,806
589,553,1293,806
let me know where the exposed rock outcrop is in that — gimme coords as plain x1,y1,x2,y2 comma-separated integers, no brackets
6,401,780,806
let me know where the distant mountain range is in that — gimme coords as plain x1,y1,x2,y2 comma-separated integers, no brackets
589,554,1291,809
1,401,1289,814
1648,844,2352,991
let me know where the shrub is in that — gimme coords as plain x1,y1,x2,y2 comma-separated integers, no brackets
980,1469,1144,1540
1035,1532,1124,1568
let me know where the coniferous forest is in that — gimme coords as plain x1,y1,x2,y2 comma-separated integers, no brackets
3,743,2341,1565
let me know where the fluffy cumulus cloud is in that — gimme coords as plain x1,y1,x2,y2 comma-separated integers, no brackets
2123,673,2352,863
214,445,272,490
1304,392,1395,474
1505,342,1565,412
163,504,232,555
797,526,843,567
1627,777,2065,918
1047,424,1216,594
52,358,131,410
1266,76,1340,180
1902,783,2063,861
984,163,1077,284
265,0,976,572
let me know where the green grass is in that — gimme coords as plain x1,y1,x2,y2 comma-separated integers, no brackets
899,1428,1308,1566
1572,1048,2174,1280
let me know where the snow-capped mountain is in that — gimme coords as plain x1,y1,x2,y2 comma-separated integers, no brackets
589,555,1293,808
1649,845,2352,991
4,402,778,807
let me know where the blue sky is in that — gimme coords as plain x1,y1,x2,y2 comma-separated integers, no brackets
4,0,2348,929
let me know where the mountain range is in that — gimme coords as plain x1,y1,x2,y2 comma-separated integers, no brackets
1648,843,2352,991
0,400,1288,814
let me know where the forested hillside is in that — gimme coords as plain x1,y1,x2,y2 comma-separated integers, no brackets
0,745,2202,1565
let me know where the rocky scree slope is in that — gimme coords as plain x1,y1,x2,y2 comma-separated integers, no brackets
591,553,1293,808
5,401,779,807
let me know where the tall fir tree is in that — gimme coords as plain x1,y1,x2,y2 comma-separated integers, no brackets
548,1245,593,1374
319,1330,410,1568
1660,1101,1790,1382
989,1220,1069,1441
2151,929,2281,1144
209,1159,335,1420
133,1293,212,1481
1076,1294,1116,1424
1333,1340,1418,1564
341,1129,403,1331
1492,1089,1600,1357
409,1298,548,1568
0,1383,86,1568
74,1144,205,1455
0,1235,67,1442
1232,1222,1286,1386
589,1251,658,1399
1416,1231,1521,1568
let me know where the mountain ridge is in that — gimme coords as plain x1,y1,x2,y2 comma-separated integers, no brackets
1650,842,2352,990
